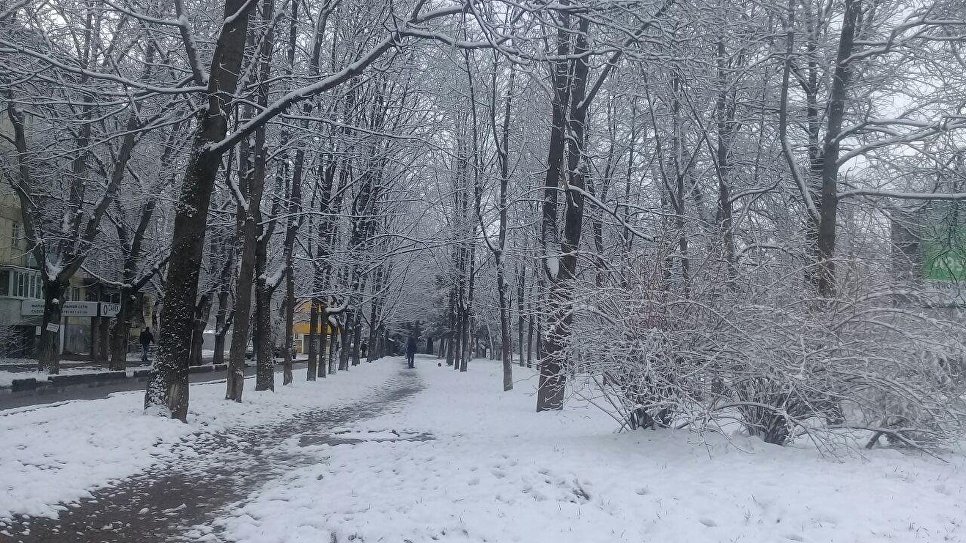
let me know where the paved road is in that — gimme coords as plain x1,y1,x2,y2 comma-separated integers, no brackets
0,361,421,543
0,361,307,411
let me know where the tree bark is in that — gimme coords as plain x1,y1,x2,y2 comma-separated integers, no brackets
814,0,860,298
145,0,255,420
189,294,212,367
536,10,575,411
211,250,233,367
306,302,319,380
109,291,135,371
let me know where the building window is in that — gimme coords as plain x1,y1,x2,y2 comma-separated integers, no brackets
10,221,21,249
1,268,42,299
30,274,42,299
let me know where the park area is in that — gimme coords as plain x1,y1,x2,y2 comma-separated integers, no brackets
1,357,964,543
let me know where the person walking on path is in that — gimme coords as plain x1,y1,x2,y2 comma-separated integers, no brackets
405,335,418,368
139,327,154,364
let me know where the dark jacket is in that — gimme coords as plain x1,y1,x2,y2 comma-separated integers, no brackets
140,328,154,347
406,336,418,356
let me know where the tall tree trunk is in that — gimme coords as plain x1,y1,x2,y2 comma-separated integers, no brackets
492,64,515,389
282,266,295,386
536,11,575,411
338,309,352,371
225,201,257,400
280,274,295,385
327,320,338,375
317,310,334,377
91,317,102,365
715,37,738,285
306,302,319,380
225,139,263,401
146,0,255,420
212,253,233,367
38,279,67,374
814,0,860,297
452,303,463,371
254,275,275,391
350,312,363,366
445,289,456,366
517,267,525,367
526,312,534,369
109,290,135,371
97,316,111,365
461,242,476,374
189,295,212,367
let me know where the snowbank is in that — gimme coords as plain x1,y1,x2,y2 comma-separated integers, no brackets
219,357,966,543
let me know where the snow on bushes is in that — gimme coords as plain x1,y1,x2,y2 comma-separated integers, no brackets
557,257,966,451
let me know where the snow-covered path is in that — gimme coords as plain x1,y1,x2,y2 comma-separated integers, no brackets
0,360,418,542
3,356,965,543
215,356,966,543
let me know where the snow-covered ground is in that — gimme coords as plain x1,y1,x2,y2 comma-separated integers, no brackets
2,356,965,542
0,362,399,521
217,357,966,543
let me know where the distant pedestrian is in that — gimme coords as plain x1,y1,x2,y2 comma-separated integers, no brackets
406,335,418,368
139,327,154,364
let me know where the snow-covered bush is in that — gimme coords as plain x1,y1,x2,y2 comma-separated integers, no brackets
0,322,29,358
562,259,966,451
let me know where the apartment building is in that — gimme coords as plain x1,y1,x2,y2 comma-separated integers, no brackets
0,111,119,357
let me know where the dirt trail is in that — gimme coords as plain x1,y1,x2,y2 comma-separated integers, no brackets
0,366,421,543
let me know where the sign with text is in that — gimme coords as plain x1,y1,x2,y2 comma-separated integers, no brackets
922,205,966,281
21,299,44,317
100,302,121,318
62,301,98,318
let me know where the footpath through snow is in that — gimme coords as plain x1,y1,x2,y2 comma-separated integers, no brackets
0,360,404,529
217,356,966,543
1,356,965,542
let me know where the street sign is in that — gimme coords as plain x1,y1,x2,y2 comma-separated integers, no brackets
922,205,966,282
62,301,98,317
100,302,121,318
21,299,44,316
923,227,966,281
22,300,104,317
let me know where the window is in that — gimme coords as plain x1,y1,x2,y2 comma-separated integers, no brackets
1,268,42,299
29,274,41,299
10,221,21,249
